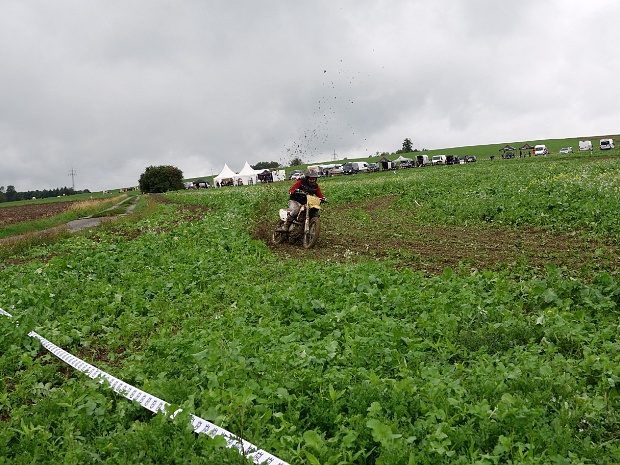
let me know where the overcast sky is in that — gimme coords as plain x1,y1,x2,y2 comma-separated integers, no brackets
1,1,618,192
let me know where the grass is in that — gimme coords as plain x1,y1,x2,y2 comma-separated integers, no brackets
3,145,620,463
0,196,133,240
0,190,139,208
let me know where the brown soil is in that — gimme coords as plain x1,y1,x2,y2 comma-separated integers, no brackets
0,201,77,227
255,195,620,276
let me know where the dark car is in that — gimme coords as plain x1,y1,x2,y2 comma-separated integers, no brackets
342,162,358,175
467,156,477,162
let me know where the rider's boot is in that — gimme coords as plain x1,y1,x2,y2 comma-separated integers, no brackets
277,216,293,232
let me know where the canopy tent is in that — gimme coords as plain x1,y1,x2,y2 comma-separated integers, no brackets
499,145,517,152
214,164,237,186
258,170,273,183
499,144,517,159
395,155,413,163
379,156,393,170
236,161,262,186
517,143,535,157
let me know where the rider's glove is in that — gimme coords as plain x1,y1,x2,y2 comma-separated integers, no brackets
321,197,329,203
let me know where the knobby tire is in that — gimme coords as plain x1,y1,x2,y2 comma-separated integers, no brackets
302,217,320,249
272,220,287,244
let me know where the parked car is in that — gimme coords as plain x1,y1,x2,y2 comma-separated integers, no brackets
467,156,477,162
416,154,431,166
534,144,549,156
350,161,369,172
329,164,344,176
432,155,447,165
342,162,359,175
559,147,574,154
289,170,304,180
367,162,379,172
600,139,615,150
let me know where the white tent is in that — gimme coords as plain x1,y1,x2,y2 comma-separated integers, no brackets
395,155,412,163
214,163,237,186
236,161,262,186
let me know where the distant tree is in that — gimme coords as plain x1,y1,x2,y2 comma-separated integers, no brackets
5,185,18,202
252,161,280,170
138,165,184,193
400,138,413,153
289,156,303,167
0,186,5,203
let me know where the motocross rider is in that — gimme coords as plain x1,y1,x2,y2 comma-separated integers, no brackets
278,168,327,231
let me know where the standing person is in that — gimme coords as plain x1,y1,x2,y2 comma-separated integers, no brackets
277,168,327,231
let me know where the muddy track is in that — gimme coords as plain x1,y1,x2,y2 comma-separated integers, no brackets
255,195,620,276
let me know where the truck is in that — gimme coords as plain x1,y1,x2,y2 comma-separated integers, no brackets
600,139,615,150
579,140,593,151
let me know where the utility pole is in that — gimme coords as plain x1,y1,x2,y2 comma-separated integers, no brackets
332,150,337,161
68,168,77,190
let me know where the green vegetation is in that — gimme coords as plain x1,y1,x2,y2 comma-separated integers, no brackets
2,152,620,463
0,190,134,209
139,165,184,193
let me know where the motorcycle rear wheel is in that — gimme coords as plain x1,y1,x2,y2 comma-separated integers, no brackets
302,217,320,249
272,220,287,244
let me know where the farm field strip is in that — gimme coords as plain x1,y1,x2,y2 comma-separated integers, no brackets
0,307,290,465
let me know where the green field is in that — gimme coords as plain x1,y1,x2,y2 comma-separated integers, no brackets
2,150,620,464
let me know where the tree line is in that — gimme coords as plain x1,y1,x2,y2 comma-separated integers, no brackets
0,185,89,203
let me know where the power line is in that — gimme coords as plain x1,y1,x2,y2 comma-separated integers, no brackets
68,168,77,190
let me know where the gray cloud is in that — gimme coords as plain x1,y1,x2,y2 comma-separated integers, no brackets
1,0,618,192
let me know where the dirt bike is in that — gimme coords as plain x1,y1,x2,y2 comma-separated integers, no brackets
272,193,327,249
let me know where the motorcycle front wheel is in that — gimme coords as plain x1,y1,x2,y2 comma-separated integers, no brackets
272,220,287,244
302,217,320,249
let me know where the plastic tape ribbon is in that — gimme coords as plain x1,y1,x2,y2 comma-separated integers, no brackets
0,308,289,465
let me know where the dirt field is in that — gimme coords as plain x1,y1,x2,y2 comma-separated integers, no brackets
255,195,620,276
0,201,76,227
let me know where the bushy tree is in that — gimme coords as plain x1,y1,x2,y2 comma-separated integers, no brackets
252,161,280,170
4,185,18,202
289,156,303,167
139,165,184,193
400,138,413,153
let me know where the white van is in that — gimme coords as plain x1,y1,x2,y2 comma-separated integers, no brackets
416,154,430,166
579,140,593,151
350,161,369,172
600,139,615,150
534,145,549,156
431,155,447,165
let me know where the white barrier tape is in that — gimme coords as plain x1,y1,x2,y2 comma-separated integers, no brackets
1,308,289,465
